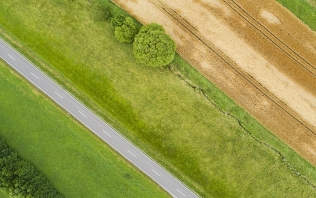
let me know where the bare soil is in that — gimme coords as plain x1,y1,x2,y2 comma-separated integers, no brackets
112,0,316,165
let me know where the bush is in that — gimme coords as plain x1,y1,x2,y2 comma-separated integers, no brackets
114,17,137,43
92,1,111,21
111,15,125,28
133,23,176,67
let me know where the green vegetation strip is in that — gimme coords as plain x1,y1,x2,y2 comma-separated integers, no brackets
277,0,316,30
0,0,316,197
0,60,168,198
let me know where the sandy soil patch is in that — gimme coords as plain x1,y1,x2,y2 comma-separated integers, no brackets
260,10,280,24
164,0,316,127
112,0,316,165
232,0,316,72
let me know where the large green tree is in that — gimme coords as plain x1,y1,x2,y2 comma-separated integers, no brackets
113,17,137,43
133,23,176,67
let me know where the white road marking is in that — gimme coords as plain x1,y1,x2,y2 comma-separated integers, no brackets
31,73,39,79
55,92,63,98
177,189,185,196
7,54,15,60
0,39,199,198
103,130,111,137
79,111,87,118
127,150,136,157
152,169,161,177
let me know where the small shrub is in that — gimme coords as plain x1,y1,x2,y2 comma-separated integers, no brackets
111,15,125,28
92,1,111,21
114,17,137,43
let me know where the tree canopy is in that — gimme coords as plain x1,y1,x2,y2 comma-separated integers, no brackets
111,15,125,29
114,17,137,43
0,138,63,198
133,23,176,67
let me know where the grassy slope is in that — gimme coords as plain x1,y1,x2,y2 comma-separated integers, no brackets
0,189,9,198
0,0,316,197
277,0,316,30
0,59,168,198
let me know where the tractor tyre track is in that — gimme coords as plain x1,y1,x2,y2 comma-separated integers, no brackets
112,0,316,166
223,0,316,77
152,0,316,136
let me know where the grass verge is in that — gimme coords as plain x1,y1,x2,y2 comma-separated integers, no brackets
0,59,168,198
0,0,316,197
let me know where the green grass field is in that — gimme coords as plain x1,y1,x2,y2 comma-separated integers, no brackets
277,0,316,30
0,59,168,198
0,0,316,197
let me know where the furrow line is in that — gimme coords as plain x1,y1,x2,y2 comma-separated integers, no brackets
224,0,316,76
152,0,316,136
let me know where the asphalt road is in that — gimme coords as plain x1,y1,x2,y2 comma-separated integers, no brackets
0,38,198,198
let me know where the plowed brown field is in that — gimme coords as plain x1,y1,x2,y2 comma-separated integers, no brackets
112,0,316,165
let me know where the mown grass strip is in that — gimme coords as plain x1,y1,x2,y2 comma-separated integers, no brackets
0,59,168,198
0,0,316,197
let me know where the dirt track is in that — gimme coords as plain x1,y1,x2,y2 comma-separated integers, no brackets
112,0,316,165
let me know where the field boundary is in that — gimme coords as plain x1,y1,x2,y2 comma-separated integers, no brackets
169,64,316,190
152,0,316,137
